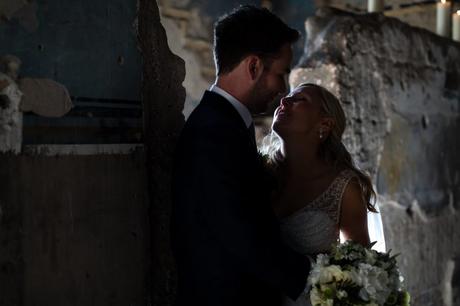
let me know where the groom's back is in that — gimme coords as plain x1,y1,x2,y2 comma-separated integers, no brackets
171,91,279,306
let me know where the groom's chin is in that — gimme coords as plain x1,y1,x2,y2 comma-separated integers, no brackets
249,102,270,116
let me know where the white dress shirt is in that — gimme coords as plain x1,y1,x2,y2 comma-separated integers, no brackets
210,84,253,129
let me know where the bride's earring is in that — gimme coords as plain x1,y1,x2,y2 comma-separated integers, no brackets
319,128,323,139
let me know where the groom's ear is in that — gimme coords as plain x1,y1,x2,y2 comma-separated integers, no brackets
245,56,264,82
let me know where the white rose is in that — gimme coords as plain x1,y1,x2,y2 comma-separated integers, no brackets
310,287,323,306
319,265,344,283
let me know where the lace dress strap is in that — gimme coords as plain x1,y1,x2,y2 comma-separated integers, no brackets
308,169,358,225
331,169,358,224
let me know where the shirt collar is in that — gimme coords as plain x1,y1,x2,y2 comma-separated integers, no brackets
210,84,253,128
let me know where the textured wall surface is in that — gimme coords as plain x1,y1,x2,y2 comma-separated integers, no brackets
0,152,150,306
290,8,460,305
0,0,141,100
0,1,150,305
138,0,186,305
0,0,185,305
0,72,22,153
0,0,143,146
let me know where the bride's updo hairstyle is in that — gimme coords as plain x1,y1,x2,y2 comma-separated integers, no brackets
261,83,377,212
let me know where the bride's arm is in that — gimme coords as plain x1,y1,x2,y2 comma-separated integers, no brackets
339,178,371,247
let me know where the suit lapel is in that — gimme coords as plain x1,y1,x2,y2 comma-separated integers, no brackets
201,91,257,154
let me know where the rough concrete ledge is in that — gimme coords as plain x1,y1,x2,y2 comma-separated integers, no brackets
22,144,144,156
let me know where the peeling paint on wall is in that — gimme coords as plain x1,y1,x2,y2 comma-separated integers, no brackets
19,78,72,117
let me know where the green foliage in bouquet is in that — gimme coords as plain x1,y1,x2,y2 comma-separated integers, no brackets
307,241,410,306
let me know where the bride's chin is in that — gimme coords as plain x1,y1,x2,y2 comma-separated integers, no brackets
272,123,287,138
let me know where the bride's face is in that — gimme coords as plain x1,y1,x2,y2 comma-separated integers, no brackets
272,86,323,138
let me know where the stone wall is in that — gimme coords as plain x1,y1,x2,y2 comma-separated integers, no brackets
290,8,460,305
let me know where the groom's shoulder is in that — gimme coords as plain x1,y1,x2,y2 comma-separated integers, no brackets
185,90,240,130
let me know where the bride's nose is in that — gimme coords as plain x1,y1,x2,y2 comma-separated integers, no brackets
280,96,291,108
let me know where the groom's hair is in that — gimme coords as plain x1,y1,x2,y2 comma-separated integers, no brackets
213,5,300,75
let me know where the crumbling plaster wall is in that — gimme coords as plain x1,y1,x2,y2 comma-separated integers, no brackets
0,0,142,101
290,8,460,305
0,0,162,305
138,0,186,305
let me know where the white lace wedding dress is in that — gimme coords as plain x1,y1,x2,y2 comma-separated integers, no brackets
279,169,357,306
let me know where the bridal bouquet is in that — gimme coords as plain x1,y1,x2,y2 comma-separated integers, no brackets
307,241,410,306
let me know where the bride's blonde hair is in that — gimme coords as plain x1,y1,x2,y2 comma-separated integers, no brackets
261,83,377,212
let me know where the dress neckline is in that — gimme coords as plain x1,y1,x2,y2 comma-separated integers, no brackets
280,169,352,221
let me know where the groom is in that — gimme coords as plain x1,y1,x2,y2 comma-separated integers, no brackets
172,5,310,306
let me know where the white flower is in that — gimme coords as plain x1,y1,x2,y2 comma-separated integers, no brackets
364,249,377,265
309,241,408,305
310,287,323,306
316,254,330,266
319,265,344,283
308,266,322,286
308,254,331,286
342,269,360,284
358,263,391,304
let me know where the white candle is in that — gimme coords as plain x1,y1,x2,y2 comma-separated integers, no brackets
436,0,452,37
368,0,384,13
453,10,460,41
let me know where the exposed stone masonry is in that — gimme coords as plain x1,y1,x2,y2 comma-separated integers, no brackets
291,8,460,305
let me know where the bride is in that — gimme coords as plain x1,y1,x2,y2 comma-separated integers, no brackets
262,83,380,306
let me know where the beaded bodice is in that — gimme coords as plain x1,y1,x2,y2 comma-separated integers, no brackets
279,169,356,256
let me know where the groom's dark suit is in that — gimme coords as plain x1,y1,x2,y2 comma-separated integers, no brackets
172,91,310,306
